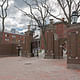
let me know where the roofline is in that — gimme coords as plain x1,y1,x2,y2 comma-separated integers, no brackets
0,31,24,36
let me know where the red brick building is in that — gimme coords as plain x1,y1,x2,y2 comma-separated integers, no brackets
1,32,25,44
0,32,25,57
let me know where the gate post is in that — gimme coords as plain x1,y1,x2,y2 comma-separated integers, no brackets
67,24,80,69
24,25,33,57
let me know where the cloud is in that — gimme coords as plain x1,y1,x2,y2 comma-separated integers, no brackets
14,0,26,8
0,0,48,34
3,0,29,31
0,0,47,31
3,0,80,35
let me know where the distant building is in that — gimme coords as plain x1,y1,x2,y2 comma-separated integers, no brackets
1,32,25,44
11,28,16,34
0,32,25,57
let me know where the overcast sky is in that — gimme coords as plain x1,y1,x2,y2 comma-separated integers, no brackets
0,0,80,33
0,0,58,32
0,0,31,32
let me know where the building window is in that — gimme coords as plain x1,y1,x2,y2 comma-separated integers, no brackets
5,34,9,37
5,38,9,41
12,35,16,38
5,34,7,37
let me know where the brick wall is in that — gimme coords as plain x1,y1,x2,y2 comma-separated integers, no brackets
0,43,18,56
67,24,80,64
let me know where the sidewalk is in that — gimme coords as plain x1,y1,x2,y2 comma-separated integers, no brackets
0,57,80,80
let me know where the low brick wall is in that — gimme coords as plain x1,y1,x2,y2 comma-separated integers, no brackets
0,43,18,57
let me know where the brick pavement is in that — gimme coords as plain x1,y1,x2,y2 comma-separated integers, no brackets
0,57,80,80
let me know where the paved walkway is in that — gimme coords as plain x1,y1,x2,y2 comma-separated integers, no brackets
0,57,80,80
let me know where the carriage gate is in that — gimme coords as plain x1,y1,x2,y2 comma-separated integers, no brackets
41,21,67,59
67,23,80,69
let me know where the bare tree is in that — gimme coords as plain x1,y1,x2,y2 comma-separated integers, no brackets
15,0,49,52
0,0,8,42
44,0,80,24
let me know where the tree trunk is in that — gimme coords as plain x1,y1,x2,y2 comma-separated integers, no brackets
41,29,47,53
0,18,5,43
2,18,5,33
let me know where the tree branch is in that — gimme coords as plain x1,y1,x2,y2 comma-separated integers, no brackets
0,0,9,32
57,0,69,21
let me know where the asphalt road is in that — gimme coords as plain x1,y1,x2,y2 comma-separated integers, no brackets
0,57,80,80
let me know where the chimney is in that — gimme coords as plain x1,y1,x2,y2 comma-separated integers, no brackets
62,18,64,22
28,25,30,31
50,19,53,24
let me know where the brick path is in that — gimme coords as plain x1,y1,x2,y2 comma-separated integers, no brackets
0,57,80,80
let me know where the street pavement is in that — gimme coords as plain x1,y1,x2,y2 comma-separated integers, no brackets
0,57,80,80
